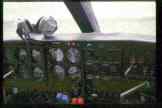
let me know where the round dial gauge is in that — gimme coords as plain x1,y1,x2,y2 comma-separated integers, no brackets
19,49,27,63
49,48,55,58
20,65,29,79
54,48,64,62
54,65,65,80
33,67,44,79
32,49,41,62
86,43,92,47
68,66,80,74
19,49,27,57
67,48,80,63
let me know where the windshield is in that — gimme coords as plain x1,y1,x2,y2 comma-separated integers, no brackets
91,1,156,36
3,2,81,37
3,1,155,36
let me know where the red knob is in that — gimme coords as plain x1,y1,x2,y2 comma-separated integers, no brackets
71,98,78,104
77,97,85,105
71,97,85,105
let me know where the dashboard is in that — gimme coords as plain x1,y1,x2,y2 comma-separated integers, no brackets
3,32,155,104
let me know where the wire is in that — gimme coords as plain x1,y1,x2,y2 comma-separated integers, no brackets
16,21,33,77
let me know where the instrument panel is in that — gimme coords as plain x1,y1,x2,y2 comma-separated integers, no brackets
3,33,155,104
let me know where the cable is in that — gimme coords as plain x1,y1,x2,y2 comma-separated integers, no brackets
16,19,33,78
